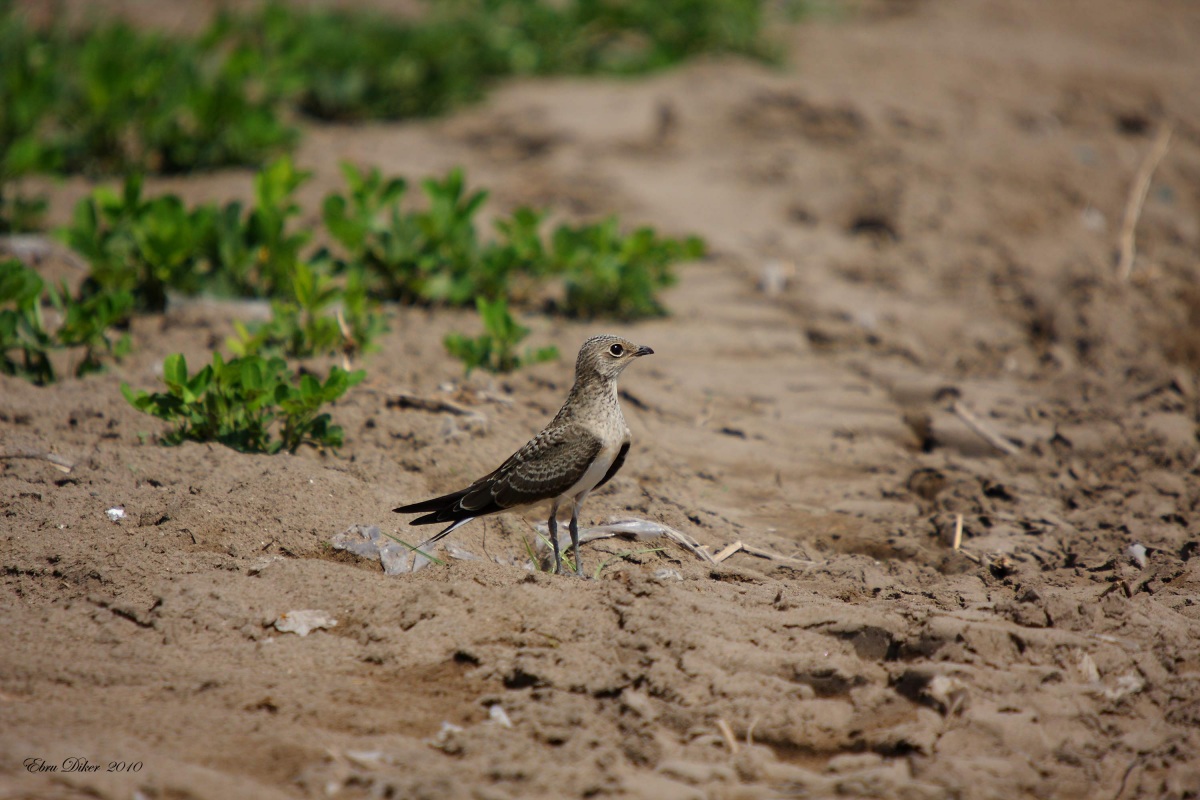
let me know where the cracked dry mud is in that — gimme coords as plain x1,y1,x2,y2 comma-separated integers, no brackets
4,1,1200,798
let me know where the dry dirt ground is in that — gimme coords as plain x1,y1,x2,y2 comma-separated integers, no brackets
4,1,1200,798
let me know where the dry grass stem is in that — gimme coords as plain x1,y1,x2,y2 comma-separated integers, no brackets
335,309,354,370
658,524,716,563
958,549,983,565
951,400,1020,455
1116,123,1173,282
741,543,816,568
716,718,740,754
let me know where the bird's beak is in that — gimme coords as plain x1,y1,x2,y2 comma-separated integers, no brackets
635,345,654,357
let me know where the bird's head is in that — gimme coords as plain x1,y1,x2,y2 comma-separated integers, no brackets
576,334,654,381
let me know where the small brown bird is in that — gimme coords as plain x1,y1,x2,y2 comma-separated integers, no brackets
394,334,654,575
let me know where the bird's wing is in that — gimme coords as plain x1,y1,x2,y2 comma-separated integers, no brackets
394,424,602,524
593,441,629,492
485,425,603,509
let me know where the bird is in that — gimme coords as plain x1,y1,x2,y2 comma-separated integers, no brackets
394,333,654,576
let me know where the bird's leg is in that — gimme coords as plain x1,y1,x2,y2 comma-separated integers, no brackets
548,503,563,574
570,504,584,577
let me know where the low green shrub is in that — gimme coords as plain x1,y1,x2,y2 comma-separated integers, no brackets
0,7,294,176
444,296,558,375
122,352,364,453
552,217,706,319
0,258,131,384
50,282,134,377
228,265,386,360
228,0,778,122
0,257,54,382
323,163,706,318
59,157,312,310
1,0,781,176
63,174,213,311
212,155,313,299
324,166,504,305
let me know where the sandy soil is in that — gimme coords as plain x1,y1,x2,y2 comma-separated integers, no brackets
4,1,1200,798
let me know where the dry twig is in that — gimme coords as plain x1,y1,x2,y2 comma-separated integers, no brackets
0,449,75,473
712,541,743,563
386,390,484,418
709,539,814,568
1116,123,1173,282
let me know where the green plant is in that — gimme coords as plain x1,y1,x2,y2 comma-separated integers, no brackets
50,282,133,377
552,217,706,319
325,166,508,305
122,352,364,453
228,3,494,123
1,0,780,179
60,157,312,309
229,262,386,359
320,161,407,257
338,272,389,356
483,206,553,304
59,159,706,327
0,257,54,382
62,174,214,311
206,155,314,298
0,7,59,231
324,164,705,317
445,296,558,375
0,258,132,383
0,9,294,175
226,0,778,123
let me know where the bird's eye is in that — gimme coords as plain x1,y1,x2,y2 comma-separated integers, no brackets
609,343,625,357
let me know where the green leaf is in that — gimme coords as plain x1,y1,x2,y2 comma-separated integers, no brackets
300,373,320,398
120,382,141,406
164,353,187,386
240,357,263,391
